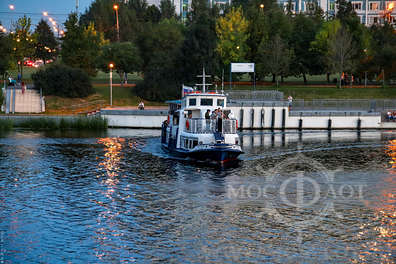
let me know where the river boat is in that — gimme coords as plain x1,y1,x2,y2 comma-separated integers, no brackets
161,69,243,163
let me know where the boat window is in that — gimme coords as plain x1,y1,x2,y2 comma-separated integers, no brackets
189,98,196,106
192,140,198,148
201,98,213,106
217,99,224,107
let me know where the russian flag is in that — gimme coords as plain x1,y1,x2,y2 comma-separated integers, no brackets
182,85,194,97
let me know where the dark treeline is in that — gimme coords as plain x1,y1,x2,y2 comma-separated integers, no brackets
1,0,395,101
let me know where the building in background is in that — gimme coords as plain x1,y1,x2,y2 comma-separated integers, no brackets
145,0,395,26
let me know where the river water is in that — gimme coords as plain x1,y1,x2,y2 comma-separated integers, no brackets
0,129,394,263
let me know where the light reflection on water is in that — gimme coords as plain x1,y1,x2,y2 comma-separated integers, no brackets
0,129,394,263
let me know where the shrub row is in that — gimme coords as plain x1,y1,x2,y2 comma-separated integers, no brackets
32,64,93,98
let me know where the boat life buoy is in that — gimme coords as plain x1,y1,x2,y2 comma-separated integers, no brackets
186,120,190,130
236,120,238,129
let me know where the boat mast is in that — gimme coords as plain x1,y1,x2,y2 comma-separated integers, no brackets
196,67,212,93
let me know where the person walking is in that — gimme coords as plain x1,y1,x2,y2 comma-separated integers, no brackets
288,95,293,110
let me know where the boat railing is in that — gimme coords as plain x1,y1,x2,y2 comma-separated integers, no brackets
185,118,237,134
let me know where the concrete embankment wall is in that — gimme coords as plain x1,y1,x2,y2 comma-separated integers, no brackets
101,109,168,128
227,106,381,129
100,107,386,130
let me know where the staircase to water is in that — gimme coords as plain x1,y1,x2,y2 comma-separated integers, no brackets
4,87,44,114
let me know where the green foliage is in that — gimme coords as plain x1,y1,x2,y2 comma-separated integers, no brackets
160,0,176,20
10,15,36,78
34,19,58,63
135,19,184,101
145,5,162,23
368,23,396,80
17,116,107,130
290,14,324,81
97,41,142,82
246,1,291,79
327,27,356,87
180,0,219,82
257,34,293,85
32,63,93,98
216,7,249,66
0,29,12,75
61,13,106,76
0,119,13,130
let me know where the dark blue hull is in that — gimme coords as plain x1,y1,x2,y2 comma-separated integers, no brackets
188,149,242,163
162,143,243,163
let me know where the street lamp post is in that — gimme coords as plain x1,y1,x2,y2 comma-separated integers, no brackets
113,4,120,42
109,63,114,106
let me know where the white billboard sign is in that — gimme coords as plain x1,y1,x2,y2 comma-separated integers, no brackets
231,63,255,73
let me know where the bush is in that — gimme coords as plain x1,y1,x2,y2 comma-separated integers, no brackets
32,63,93,98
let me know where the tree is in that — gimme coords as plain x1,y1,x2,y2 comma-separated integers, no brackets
246,2,291,80
215,7,249,67
11,15,36,79
0,28,12,76
135,19,184,101
80,0,143,42
290,14,324,83
327,27,355,88
61,13,106,76
257,34,293,87
97,42,142,84
368,24,396,81
179,0,219,83
310,19,342,82
160,0,176,19
335,0,355,23
145,5,161,23
34,19,58,64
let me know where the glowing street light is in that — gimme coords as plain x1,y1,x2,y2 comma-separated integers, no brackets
113,4,120,42
260,4,264,9
9,5,15,10
42,11,48,16
109,63,114,106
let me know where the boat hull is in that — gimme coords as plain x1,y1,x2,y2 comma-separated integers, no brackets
162,143,243,163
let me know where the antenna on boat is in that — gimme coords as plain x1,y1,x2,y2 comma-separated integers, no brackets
196,66,212,93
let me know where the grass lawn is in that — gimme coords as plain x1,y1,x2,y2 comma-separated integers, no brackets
228,85,396,99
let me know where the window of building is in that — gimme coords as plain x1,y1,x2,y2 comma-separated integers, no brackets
374,16,379,23
305,2,316,11
201,98,213,106
283,2,295,11
330,2,335,10
217,99,224,107
352,2,362,10
189,98,196,106
370,2,379,10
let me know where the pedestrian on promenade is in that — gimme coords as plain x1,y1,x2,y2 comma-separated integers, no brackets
138,101,144,110
288,95,293,110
